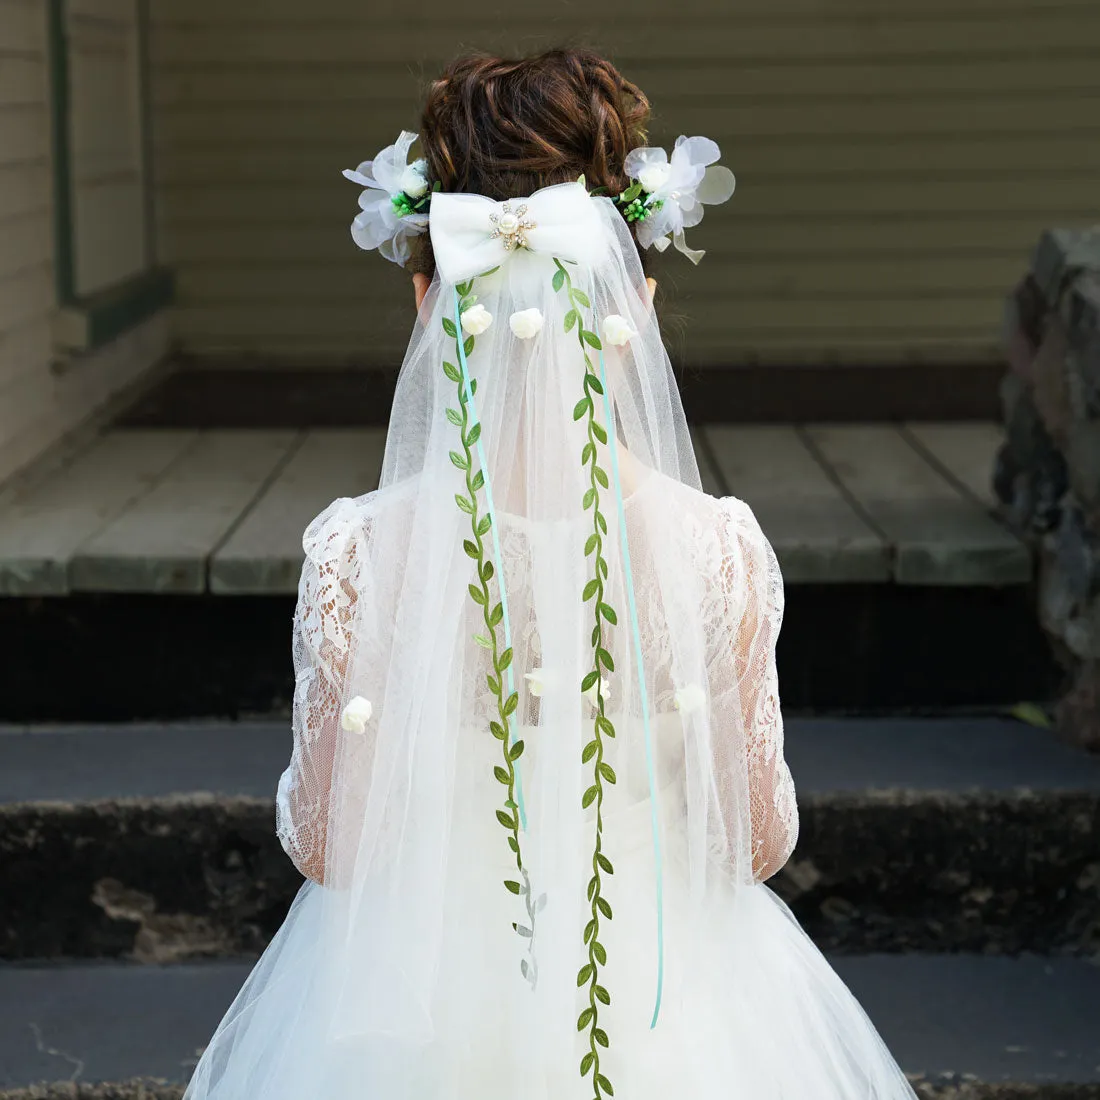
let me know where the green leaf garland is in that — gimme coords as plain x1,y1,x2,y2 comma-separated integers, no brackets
553,257,619,1100
444,279,540,986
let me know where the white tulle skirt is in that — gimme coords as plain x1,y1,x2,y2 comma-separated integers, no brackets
185,773,916,1100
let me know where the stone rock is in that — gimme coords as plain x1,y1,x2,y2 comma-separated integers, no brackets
997,377,1067,533
1065,419,1100,514
1001,226,1100,751
1055,662,1100,753
1031,226,1100,309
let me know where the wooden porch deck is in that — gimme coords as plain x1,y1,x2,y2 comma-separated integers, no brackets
0,423,1027,597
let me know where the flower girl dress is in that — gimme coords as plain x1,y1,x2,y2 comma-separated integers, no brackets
183,139,917,1100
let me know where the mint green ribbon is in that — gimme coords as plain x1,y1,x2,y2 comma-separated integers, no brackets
453,289,527,830
596,341,664,1030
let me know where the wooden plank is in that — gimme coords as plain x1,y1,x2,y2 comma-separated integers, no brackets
149,15,1100,66
210,428,385,593
0,430,197,595
0,265,51,332
173,296,1003,340
152,56,1100,106
700,424,890,583
156,134,1100,188
0,107,49,166
69,430,298,593
805,424,1029,585
157,177,1100,224
157,215,1056,265
177,255,1023,303
151,0,1100,20
0,57,46,107
689,426,725,498
0,213,51,282
904,422,1005,507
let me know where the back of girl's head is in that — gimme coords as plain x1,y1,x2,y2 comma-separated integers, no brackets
411,49,650,273
422,49,649,199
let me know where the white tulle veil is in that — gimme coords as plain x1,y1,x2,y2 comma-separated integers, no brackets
300,176,756,1048
182,126,926,1100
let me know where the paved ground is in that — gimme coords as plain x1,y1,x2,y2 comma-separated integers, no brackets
0,954,1098,1088
2,715,1098,1090
3,715,1099,805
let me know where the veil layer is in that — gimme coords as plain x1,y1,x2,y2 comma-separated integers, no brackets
190,183,799,1099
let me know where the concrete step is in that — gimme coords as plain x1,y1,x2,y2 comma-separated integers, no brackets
1,718,1098,961
0,424,1058,720
0,955,1098,1096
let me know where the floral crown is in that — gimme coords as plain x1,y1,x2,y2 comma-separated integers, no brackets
343,130,735,268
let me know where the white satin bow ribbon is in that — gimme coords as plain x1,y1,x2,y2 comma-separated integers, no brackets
429,181,609,286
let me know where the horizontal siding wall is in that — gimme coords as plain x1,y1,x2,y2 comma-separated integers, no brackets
0,0,167,486
150,0,1100,367
67,0,149,296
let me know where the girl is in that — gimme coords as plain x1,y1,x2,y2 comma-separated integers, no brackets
185,49,916,1100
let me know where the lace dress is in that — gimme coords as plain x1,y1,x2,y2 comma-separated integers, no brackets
184,477,915,1100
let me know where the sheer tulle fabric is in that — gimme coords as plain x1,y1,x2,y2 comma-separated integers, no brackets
184,188,915,1099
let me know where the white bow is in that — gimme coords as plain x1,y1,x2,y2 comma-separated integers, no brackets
429,181,608,285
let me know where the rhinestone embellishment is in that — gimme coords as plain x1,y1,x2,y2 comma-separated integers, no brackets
489,202,536,251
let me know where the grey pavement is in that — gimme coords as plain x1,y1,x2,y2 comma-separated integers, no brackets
0,954,1098,1088
2,715,1099,806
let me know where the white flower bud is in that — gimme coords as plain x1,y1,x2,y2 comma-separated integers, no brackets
637,162,672,194
584,676,611,710
340,695,373,733
399,160,429,199
509,308,544,340
602,314,637,347
460,303,493,335
672,683,707,715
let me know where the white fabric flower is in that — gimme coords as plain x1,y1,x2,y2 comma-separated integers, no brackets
399,159,429,199
509,308,544,340
584,676,611,710
624,135,736,264
603,314,637,347
637,161,672,194
672,682,707,715
524,669,548,697
461,303,493,335
342,131,430,266
340,695,373,733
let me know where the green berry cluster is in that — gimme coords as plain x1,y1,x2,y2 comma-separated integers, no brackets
610,178,663,225
390,191,428,217
390,179,440,219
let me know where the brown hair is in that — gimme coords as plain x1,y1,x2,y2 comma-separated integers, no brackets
410,48,650,275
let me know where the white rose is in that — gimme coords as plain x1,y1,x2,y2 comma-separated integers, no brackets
583,676,611,710
399,159,429,199
603,314,637,347
340,695,373,733
509,308,544,340
672,683,707,715
637,162,671,194
461,303,493,335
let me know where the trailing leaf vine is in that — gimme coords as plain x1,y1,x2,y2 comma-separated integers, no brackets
553,257,619,1100
443,277,540,985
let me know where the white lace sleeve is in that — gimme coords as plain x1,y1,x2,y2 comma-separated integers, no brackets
275,498,364,882
722,498,798,882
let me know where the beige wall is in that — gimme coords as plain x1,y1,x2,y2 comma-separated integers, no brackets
150,0,1100,369
0,0,167,485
